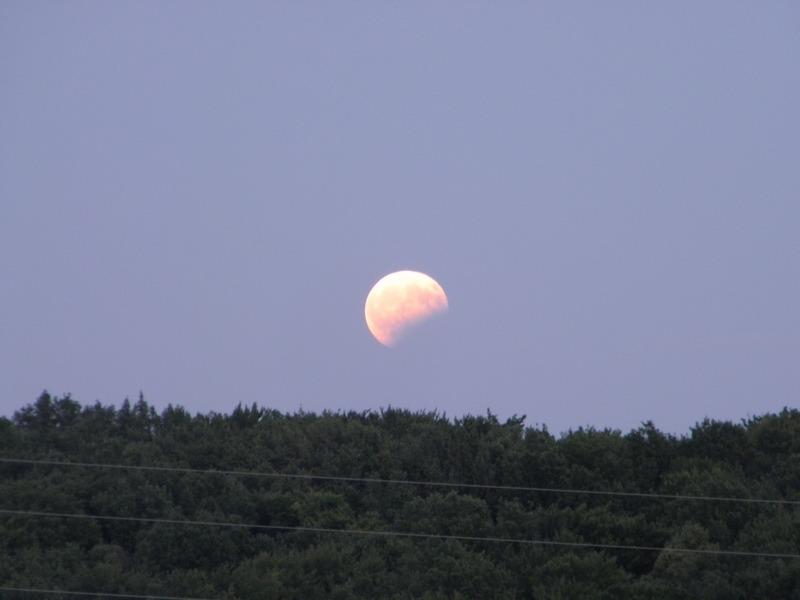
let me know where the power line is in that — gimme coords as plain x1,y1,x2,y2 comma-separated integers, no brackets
0,587,214,600
1,457,796,506
2,508,798,559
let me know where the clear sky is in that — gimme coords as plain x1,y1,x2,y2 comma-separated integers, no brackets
2,2,798,435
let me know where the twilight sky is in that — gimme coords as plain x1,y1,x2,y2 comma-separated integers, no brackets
1,2,798,434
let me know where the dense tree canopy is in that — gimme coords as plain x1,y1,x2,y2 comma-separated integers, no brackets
2,392,800,599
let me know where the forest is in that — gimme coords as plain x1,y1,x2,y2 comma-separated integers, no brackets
2,392,800,599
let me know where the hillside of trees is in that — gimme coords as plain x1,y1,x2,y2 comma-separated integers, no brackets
2,392,800,599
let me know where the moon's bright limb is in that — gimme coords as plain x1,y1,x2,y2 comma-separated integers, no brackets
365,270,448,347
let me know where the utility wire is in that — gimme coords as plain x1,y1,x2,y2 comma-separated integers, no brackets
0,587,214,599
1,457,796,506
2,508,798,559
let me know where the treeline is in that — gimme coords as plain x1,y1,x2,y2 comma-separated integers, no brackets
1,393,800,599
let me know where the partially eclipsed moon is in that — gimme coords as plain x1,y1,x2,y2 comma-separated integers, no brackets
365,270,448,347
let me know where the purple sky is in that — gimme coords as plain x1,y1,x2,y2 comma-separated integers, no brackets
2,3,798,434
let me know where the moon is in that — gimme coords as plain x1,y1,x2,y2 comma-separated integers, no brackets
365,270,448,347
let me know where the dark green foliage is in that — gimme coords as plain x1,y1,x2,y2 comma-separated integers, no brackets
1,391,799,599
